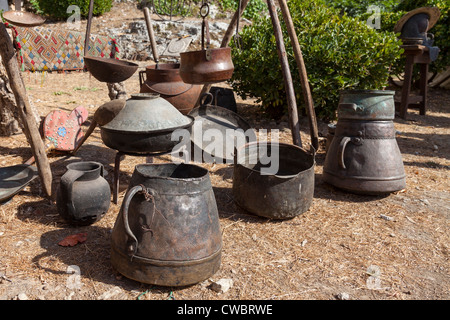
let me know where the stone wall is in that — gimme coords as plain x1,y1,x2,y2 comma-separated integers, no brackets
109,18,230,61
109,2,232,62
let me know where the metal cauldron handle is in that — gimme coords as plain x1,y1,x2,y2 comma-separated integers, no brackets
141,80,194,97
338,136,351,170
139,70,146,88
122,184,156,258
200,2,212,61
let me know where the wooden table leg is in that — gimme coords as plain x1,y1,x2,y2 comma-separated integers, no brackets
399,55,415,119
419,63,428,116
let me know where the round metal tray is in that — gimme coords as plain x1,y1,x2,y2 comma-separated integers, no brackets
0,164,38,203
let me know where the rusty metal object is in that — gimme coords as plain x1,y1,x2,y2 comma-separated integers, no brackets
179,45,234,84
100,93,194,154
139,64,202,114
110,163,222,286
84,0,138,83
3,0,45,27
189,92,254,163
323,90,406,195
179,3,234,84
84,56,139,83
3,11,45,27
233,142,315,219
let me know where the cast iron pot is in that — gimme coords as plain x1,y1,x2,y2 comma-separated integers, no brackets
100,119,194,155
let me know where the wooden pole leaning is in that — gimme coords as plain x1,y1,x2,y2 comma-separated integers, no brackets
266,0,302,147
277,0,319,150
0,23,53,198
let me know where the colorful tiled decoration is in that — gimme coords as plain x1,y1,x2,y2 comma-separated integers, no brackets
14,26,119,72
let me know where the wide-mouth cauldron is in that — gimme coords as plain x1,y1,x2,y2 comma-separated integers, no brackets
233,142,315,219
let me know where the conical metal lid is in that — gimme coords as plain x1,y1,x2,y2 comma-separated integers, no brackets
101,93,192,132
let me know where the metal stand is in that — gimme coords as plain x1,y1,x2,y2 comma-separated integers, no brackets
113,150,170,204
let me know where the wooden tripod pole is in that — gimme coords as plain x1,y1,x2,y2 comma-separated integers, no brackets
0,23,53,198
277,0,319,150
266,0,301,147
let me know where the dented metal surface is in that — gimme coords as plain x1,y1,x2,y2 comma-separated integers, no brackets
111,163,222,286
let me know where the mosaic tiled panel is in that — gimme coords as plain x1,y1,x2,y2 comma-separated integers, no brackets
15,27,119,71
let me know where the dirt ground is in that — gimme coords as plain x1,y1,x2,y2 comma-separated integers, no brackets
0,2,449,301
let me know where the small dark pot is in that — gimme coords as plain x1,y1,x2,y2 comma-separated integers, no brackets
56,161,111,226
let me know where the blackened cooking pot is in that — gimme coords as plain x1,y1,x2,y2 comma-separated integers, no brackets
100,93,194,154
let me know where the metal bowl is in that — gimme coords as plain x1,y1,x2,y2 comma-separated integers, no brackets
100,115,195,155
3,11,45,27
84,56,139,83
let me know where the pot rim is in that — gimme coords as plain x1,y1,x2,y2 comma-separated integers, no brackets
180,46,232,56
100,115,194,134
339,89,396,95
66,161,103,172
145,63,180,71
134,163,210,182
234,141,315,178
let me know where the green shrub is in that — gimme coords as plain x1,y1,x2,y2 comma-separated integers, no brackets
30,0,113,20
324,0,401,16
218,0,267,20
229,0,402,120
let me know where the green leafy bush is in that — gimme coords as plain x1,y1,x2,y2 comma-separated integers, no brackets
229,0,402,120
30,0,113,20
218,0,267,20
324,0,401,16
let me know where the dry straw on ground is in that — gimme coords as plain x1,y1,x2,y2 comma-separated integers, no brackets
0,2,449,300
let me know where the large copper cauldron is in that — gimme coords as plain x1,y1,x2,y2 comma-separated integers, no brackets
323,90,406,195
139,64,202,115
180,16,233,84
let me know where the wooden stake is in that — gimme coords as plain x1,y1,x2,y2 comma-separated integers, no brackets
277,0,319,150
266,0,301,147
0,23,53,198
